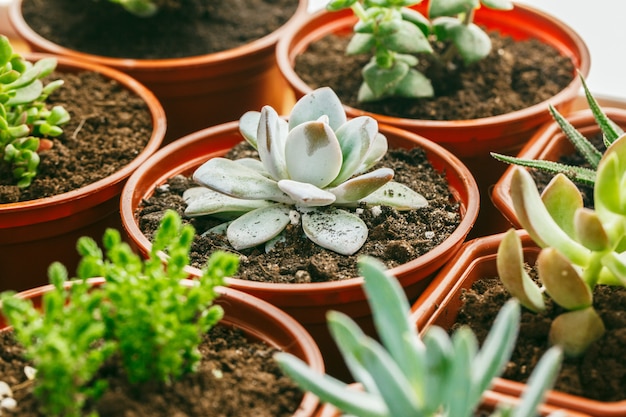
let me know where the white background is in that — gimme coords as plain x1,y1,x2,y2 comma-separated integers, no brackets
308,0,626,100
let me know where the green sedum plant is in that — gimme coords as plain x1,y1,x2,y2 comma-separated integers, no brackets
492,75,624,186
497,131,626,357
275,256,564,417
0,35,69,188
183,86,428,256
0,210,238,416
106,0,180,17
326,0,513,102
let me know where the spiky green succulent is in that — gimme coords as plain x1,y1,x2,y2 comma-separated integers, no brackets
183,87,427,256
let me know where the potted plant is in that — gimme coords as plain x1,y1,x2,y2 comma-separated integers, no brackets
275,0,590,237
8,0,309,143
412,131,626,415
492,80,626,228
276,255,568,417
0,210,324,416
0,36,166,292
119,86,479,379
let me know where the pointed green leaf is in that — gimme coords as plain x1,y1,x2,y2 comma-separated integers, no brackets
381,20,432,54
362,59,409,99
541,173,584,239
422,326,455,412
277,179,336,207
549,307,605,357
329,168,394,204
360,181,428,210
429,0,477,18
538,247,592,310
400,7,431,35
581,75,624,145
393,68,434,98
289,87,346,131
491,153,597,186
227,204,291,250
445,328,477,417
595,134,626,215
346,33,376,55
549,104,602,169
6,80,43,106
301,208,367,255
0,35,13,67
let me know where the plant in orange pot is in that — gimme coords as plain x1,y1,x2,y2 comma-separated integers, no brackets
8,0,308,143
0,210,323,416
119,86,479,379
0,36,166,292
275,0,590,237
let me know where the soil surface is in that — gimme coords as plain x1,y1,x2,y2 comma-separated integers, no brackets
294,32,575,121
20,0,299,59
137,143,462,282
454,274,626,402
0,325,303,416
0,71,152,203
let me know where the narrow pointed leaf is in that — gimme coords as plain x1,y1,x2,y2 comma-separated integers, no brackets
6,80,43,105
360,181,428,210
422,327,454,412
541,173,584,238
549,307,605,357
302,209,367,255
582,75,624,145
227,204,291,250
549,104,602,169
445,328,477,417
331,116,378,185
277,179,336,207
538,247,592,310
289,86,347,131
257,106,289,180
183,187,271,216
329,168,394,204
491,153,596,186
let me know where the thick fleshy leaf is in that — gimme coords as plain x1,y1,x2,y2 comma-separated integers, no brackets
238,111,261,149
481,0,513,10
359,133,388,173
380,20,432,54
429,0,477,18
595,133,626,216
496,229,545,312
362,59,409,100
182,187,272,217
549,307,605,357
393,68,434,98
6,80,42,105
289,87,346,131
400,7,431,35
277,179,336,207
329,168,394,204
541,173,584,239
234,157,270,176
227,204,291,250
257,106,289,180
601,252,626,286
331,116,379,186
192,157,292,203
360,181,428,210
449,22,491,64
284,121,343,188
346,33,376,55
302,209,368,255
537,247,592,310
574,208,609,251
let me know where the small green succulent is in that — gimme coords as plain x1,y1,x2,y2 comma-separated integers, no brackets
0,35,69,188
497,131,626,357
106,0,178,17
326,0,513,102
183,87,427,256
275,256,563,417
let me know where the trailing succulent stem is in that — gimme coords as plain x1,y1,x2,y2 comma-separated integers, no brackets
183,87,427,256
326,0,513,102
0,35,69,188
275,256,563,417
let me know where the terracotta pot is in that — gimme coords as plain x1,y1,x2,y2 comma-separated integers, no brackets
492,107,626,229
8,0,309,143
119,121,480,380
0,278,324,417
0,53,166,292
411,231,626,417
275,3,590,238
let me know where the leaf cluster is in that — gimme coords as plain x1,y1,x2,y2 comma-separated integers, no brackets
326,0,513,102
106,0,181,17
0,210,238,416
0,35,70,188
276,256,563,417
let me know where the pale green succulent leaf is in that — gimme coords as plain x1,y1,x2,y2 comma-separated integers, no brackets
360,181,428,210
393,68,435,99
234,157,270,176
490,153,596,186
192,157,292,203
496,229,545,312
288,86,347,131
226,204,291,250
549,104,602,169
257,106,289,180
400,7,431,35
362,58,409,100
347,33,376,55
238,111,261,149
6,80,43,106
0,35,12,67
274,352,387,417
449,22,492,64
481,0,513,10
541,173,584,239
301,209,368,255
331,116,379,186
537,248,592,310
446,328,477,417
31,57,57,79
581,75,624,145
182,187,272,217
422,326,455,412
277,179,336,207
284,121,343,188
358,133,389,173
381,20,432,54
549,307,605,357
330,168,394,204
429,0,477,18
574,208,610,251
600,252,626,286
595,133,626,215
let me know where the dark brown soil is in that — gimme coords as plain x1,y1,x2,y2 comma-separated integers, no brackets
0,325,303,416
454,275,626,403
294,32,575,121
20,0,299,59
0,71,152,203
137,143,462,282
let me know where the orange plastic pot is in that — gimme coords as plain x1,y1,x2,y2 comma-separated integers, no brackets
492,107,626,229
9,0,309,143
0,53,166,292
0,279,324,417
411,231,626,417
119,121,479,380
275,3,590,238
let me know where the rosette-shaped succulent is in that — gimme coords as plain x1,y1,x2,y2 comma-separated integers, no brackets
183,87,427,255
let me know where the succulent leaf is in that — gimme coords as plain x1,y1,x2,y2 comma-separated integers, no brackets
381,20,432,54
234,157,270,176
429,0,477,18
257,106,289,180
238,111,261,149
595,133,626,216
288,86,346,131
549,307,605,357
359,133,389,173
496,229,545,312
331,116,379,186
346,33,376,55
360,181,428,210
540,173,584,239
362,58,409,100
301,209,368,255
537,247,592,310
481,0,513,10
277,179,336,207
226,204,291,250
329,167,393,204
182,187,271,217
574,208,610,251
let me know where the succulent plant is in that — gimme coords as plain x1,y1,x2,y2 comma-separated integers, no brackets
497,131,626,357
183,87,428,256
275,256,563,417
107,0,180,17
